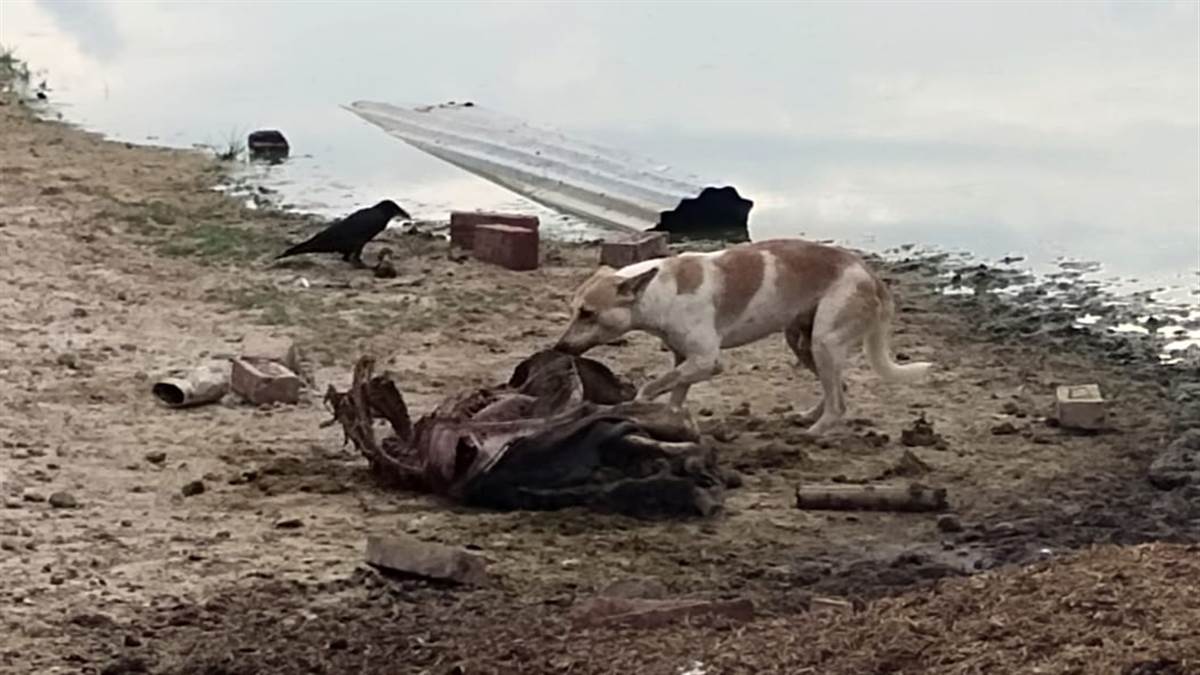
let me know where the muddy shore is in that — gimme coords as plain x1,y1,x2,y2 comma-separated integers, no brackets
1,86,1198,675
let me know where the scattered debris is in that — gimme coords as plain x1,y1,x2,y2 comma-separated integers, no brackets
230,357,301,406
325,350,728,517
274,517,304,529
795,482,949,512
363,534,488,586
152,362,229,409
571,596,755,629
876,449,931,479
900,414,947,449
600,232,670,269
144,451,167,465
937,514,964,533
181,480,205,497
991,421,1018,435
47,491,76,509
1056,384,1107,431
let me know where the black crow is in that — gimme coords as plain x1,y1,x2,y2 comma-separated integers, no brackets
276,199,410,267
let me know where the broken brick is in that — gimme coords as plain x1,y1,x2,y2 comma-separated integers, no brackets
599,232,670,269
364,534,488,585
230,357,301,406
449,211,539,250
473,224,539,271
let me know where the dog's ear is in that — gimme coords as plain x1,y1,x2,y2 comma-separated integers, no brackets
616,268,658,300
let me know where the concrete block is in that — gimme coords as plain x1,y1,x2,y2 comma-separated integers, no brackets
1055,384,1106,430
473,224,539,271
364,534,488,585
230,357,302,405
449,211,539,250
599,232,670,269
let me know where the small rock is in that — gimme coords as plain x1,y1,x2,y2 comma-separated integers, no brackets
22,491,46,503
49,575,65,585
900,414,946,449
56,353,80,370
1000,401,1021,415
71,307,88,318
990,422,1018,436
936,515,964,533
364,534,489,585
123,634,142,647
144,451,167,464
275,517,304,529
731,402,752,417
120,520,133,528
48,492,77,509
328,638,349,651
181,480,205,497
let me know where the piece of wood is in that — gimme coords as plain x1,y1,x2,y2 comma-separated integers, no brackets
794,482,948,512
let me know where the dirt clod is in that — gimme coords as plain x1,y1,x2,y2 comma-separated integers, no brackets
180,480,205,497
48,491,77,508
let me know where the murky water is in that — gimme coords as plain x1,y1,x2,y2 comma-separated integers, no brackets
3,1,1197,323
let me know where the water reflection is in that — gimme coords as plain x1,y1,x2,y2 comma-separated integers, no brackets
3,0,1197,306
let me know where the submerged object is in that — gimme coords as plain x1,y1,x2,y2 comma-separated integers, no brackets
247,129,290,162
344,100,752,241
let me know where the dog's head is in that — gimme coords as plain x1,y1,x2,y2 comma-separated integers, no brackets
553,266,658,355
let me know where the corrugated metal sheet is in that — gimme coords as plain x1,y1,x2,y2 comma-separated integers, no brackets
344,100,722,233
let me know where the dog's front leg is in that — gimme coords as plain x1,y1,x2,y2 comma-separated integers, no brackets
638,352,720,403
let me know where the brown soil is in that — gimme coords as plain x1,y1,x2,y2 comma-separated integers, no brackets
1,91,1196,675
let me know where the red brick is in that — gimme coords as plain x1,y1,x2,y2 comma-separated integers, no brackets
364,534,489,585
230,357,301,405
599,232,670,269
571,596,754,629
473,224,539,271
449,211,540,250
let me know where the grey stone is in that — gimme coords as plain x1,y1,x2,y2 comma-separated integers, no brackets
1149,429,1200,490
364,534,488,585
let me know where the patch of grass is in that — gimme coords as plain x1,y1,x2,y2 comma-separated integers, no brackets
158,221,288,263
0,46,31,89
202,129,246,162
204,284,322,327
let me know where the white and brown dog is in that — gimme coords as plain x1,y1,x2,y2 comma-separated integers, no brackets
553,238,932,434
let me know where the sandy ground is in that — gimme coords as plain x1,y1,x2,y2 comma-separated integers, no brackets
1,89,1198,675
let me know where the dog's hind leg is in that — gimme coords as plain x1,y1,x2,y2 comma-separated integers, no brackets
805,276,876,435
784,312,823,422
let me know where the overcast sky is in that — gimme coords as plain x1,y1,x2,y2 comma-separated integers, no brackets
3,0,1197,287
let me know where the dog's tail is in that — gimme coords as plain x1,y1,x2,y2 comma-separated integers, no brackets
863,279,932,384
